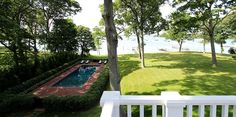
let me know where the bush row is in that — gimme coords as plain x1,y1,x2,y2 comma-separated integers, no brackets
5,58,80,94
0,94,37,116
0,52,79,91
0,66,109,115
42,67,109,111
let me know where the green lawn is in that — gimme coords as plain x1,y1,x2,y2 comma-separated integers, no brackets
8,52,236,117
120,52,236,95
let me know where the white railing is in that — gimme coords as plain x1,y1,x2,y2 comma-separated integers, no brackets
100,91,236,117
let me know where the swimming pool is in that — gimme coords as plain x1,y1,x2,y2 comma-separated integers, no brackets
33,62,105,97
53,65,97,87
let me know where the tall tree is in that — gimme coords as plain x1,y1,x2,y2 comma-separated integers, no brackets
0,0,33,69
163,12,194,52
103,0,121,91
120,0,166,68
92,26,105,55
47,19,78,53
173,0,236,66
38,0,81,46
77,26,96,56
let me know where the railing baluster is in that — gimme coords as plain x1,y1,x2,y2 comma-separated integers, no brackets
140,105,144,117
127,105,132,117
233,105,236,117
222,105,229,117
152,105,157,117
198,105,205,117
162,105,165,117
187,105,192,117
210,105,216,117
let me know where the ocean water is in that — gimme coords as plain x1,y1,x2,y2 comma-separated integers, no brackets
90,35,236,55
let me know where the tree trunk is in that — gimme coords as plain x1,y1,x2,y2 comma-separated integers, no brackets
178,40,183,52
203,39,206,53
134,28,141,59
220,42,223,54
13,49,19,71
33,38,39,71
103,0,121,91
140,29,145,68
209,20,217,66
209,35,217,66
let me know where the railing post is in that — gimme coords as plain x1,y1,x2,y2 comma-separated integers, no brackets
161,91,185,117
100,91,120,117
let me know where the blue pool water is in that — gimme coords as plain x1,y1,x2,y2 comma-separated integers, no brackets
53,65,97,87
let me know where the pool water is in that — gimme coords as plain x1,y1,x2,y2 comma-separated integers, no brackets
53,66,97,87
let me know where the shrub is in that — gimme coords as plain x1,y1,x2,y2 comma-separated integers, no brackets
228,47,236,54
4,58,80,94
0,52,79,91
0,94,36,115
42,67,109,111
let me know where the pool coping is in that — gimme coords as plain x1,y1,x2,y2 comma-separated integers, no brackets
33,62,105,97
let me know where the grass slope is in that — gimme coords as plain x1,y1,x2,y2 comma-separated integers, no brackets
120,52,236,95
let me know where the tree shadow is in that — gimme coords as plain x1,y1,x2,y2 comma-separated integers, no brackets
150,74,236,95
119,54,140,78
145,52,236,75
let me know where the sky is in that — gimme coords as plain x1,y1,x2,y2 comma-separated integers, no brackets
72,0,174,30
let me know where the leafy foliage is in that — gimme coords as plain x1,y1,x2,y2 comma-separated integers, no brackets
77,26,96,56
46,19,78,53
163,12,195,52
92,26,105,52
172,0,236,65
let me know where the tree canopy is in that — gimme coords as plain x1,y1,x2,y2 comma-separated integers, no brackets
173,0,236,66
46,19,78,53
77,26,96,56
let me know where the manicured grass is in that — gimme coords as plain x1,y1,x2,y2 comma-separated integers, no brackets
7,52,236,117
120,52,236,95
119,52,236,117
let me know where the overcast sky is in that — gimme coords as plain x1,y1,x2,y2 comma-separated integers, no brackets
72,0,174,30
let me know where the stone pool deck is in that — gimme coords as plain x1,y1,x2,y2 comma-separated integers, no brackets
33,62,105,97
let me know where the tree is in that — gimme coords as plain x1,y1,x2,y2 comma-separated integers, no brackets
103,0,121,91
199,31,210,53
173,0,236,66
215,11,236,53
0,0,33,69
47,19,78,53
163,12,193,52
92,26,105,55
0,0,81,71
77,26,96,56
215,27,228,54
37,0,81,39
120,0,166,68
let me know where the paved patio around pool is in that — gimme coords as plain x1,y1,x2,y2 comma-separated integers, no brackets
33,62,105,97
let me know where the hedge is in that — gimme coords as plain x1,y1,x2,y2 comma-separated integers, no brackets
4,58,80,94
0,94,37,116
0,61,109,115
42,66,109,111
0,52,79,91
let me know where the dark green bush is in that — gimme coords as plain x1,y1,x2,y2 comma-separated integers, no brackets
4,58,80,94
0,52,79,91
228,47,236,54
0,94,36,115
43,67,109,111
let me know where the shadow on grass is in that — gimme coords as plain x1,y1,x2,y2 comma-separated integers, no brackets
156,74,236,95
119,60,140,78
146,52,235,74
119,52,236,117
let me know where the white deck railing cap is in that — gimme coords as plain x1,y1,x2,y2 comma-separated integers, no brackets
100,91,120,106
